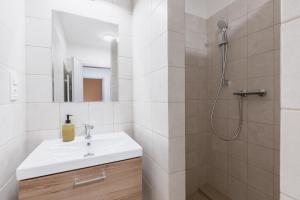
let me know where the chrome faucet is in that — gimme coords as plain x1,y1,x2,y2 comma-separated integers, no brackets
84,124,94,140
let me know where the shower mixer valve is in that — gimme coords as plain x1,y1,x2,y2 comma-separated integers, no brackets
233,89,267,97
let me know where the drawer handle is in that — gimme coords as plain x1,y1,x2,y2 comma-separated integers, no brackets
73,171,106,187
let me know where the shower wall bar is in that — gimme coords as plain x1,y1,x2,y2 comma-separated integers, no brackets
233,89,267,97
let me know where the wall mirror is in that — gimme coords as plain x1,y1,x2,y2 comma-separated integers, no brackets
52,11,119,102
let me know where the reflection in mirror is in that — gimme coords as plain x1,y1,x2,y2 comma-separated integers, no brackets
52,11,119,102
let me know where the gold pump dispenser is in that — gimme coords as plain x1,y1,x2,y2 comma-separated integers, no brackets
62,114,75,142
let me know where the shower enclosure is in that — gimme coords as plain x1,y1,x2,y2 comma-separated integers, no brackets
185,0,280,199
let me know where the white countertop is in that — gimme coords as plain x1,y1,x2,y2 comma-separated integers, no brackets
16,132,143,181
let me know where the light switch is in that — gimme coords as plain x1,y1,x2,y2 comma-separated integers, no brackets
9,70,18,101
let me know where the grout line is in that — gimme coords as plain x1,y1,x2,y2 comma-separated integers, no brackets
281,107,300,111
198,188,214,200
25,44,52,49
25,44,51,49
0,174,15,193
25,15,51,21
281,192,299,200
272,14,277,196
281,15,300,25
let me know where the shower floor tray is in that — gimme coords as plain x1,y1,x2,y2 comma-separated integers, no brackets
189,192,209,200
198,184,231,200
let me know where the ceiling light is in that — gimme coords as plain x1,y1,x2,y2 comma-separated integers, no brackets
103,35,117,42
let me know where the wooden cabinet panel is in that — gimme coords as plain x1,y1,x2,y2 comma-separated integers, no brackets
19,158,142,200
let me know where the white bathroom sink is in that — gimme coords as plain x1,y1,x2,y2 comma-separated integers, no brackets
16,132,143,181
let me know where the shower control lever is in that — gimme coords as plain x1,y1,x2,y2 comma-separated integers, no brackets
233,89,267,97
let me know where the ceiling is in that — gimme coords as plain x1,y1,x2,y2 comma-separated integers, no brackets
56,11,118,49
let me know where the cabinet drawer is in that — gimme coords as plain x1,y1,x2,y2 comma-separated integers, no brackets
19,158,142,200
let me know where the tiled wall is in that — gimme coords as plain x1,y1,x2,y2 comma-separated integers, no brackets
205,0,280,199
132,0,185,199
280,0,300,200
25,0,134,152
0,0,27,199
185,13,210,198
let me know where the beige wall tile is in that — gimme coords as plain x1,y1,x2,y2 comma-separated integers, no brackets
168,32,185,67
209,168,228,195
248,100,274,124
247,186,273,200
248,51,274,78
227,176,247,200
169,171,186,200
210,150,228,171
248,27,274,56
228,16,247,41
186,1,280,199
247,0,273,12
169,68,185,102
248,165,274,196
247,1,274,34
274,181,280,200
228,140,247,161
273,0,281,25
228,37,247,61
248,122,274,148
248,143,274,172
185,14,207,34
228,157,247,182
186,48,206,67
227,59,247,80
227,0,247,22
169,137,185,172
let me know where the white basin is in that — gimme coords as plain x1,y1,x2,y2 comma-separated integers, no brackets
16,132,143,181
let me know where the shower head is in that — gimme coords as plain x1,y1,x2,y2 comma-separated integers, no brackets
217,19,228,30
217,19,228,46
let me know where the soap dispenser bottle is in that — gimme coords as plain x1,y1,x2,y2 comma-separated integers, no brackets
62,114,75,142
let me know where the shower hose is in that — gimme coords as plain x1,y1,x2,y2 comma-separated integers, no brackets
210,41,244,141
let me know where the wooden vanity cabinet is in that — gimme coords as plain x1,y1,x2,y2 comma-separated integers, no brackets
19,158,142,200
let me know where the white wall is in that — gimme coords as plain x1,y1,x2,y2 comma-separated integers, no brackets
26,0,133,152
132,0,185,199
281,0,300,200
132,1,169,198
0,0,26,199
